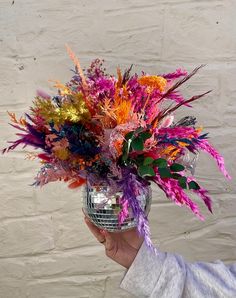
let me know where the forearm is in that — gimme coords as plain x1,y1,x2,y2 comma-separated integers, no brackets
120,243,236,297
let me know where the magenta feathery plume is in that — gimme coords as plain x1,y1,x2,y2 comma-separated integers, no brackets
154,174,204,220
196,139,231,180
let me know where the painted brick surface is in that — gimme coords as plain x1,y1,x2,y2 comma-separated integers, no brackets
0,0,235,297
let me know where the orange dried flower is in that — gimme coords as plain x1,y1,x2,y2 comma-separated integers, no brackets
138,75,167,92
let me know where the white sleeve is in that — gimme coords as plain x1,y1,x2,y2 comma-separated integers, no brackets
120,242,236,298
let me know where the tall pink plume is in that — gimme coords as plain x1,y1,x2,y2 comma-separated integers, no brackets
158,126,196,138
195,188,213,213
197,139,231,180
167,91,192,107
186,177,212,213
162,68,188,80
154,174,204,220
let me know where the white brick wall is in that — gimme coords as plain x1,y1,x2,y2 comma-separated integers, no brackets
0,0,235,297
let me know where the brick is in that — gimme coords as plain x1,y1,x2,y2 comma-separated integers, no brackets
26,247,120,278
0,280,26,298
163,1,236,62
26,276,106,298
0,216,55,257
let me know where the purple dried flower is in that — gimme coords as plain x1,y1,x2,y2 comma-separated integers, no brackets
118,170,153,249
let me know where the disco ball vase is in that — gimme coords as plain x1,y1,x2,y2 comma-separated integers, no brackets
83,184,152,232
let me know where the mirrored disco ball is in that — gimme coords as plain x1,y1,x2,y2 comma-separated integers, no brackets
83,184,152,232
178,151,199,175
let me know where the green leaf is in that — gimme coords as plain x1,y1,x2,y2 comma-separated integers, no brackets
122,141,128,153
143,157,154,166
178,176,187,189
188,181,200,190
170,163,185,172
135,154,145,166
158,167,172,178
125,131,135,140
121,142,128,160
153,158,168,168
131,137,144,151
121,154,128,164
171,173,182,180
139,131,152,141
138,165,155,177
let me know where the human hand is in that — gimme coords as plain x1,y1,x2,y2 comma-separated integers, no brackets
84,216,144,269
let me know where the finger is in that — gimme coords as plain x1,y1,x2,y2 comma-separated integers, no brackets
84,217,106,243
84,217,106,244
103,230,115,251
82,208,87,217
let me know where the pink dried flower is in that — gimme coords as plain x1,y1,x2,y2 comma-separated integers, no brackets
197,139,231,180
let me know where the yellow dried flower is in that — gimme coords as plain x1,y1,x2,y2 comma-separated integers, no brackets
54,148,69,160
33,93,90,125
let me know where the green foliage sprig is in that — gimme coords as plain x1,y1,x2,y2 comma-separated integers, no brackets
121,128,200,190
